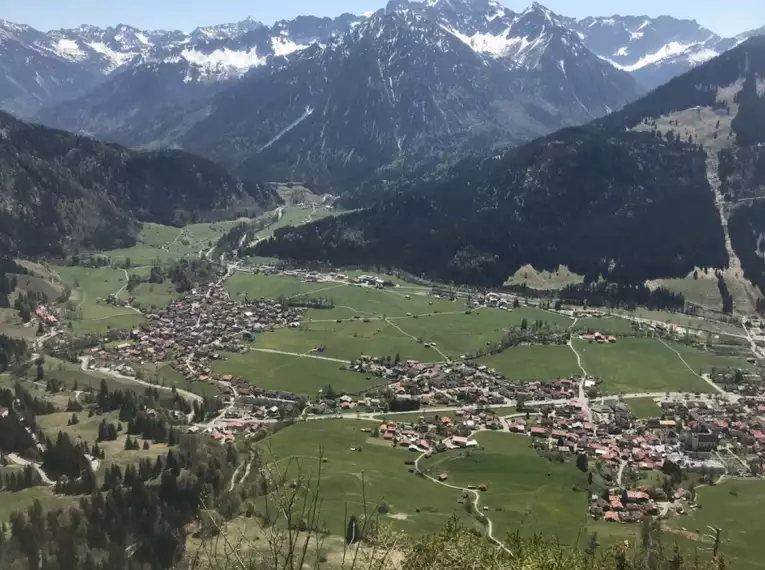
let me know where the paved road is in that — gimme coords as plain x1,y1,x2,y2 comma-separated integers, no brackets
80,356,203,404
617,460,628,486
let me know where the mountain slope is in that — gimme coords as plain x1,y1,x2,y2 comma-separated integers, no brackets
571,15,746,90
256,38,765,289
163,10,554,190
134,4,640,193
425,1,641,116
0,21,104,117
0,112,278,258
31,15,364,141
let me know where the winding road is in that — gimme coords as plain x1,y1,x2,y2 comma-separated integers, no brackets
414,452,513,557
79,356,203,404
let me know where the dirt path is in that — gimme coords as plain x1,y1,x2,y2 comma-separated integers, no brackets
7,453,54,485
247,347,350,364
656,338,729,397
617,460,628,486
385,317,450,361
228,462,243,492
414,452,513,557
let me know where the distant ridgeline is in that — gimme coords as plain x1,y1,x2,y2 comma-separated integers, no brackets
256,37,765,292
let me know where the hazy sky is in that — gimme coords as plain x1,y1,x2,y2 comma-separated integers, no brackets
1,0,763,37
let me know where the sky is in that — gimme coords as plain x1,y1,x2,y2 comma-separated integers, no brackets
0,0,763,37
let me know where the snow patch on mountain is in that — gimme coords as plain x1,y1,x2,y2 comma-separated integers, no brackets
180,47,267,79
87,41,136,71
604,41,715,72
271,36,308,57
53,38,87,61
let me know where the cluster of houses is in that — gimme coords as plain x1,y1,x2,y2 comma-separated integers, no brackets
349,357,583,408
363,390,765,526
243,265,393,289
591,489,661,524
91,283,305,397
34,305,59,326
579,332,617,344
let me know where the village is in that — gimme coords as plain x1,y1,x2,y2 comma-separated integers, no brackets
353,385,765,526
25,263,765,532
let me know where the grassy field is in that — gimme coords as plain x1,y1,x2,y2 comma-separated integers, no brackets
252,320,437,362
628,397,663,419
668,341,754,376
252,206,334,242
102,219,253,266
257,420,469,536
126,280,179,311
54,265,146,333
664,480,765,570
573,338,715,395
398,307,571,358
227,273,571,360
0,309,37,340
421,432,605,542
37,410,121,445
211,351,379,396
477,345,579,381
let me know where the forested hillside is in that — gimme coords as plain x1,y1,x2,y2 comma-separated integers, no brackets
256,37,765,288
257,130,726,285
0,112,279,257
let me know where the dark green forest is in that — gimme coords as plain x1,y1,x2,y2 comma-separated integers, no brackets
257,130,728,286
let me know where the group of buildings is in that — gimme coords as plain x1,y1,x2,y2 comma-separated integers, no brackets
90,283,305,399
348,356,583,408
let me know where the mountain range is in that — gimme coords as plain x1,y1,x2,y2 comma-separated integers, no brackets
256,36,765,305
2,1,760,117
